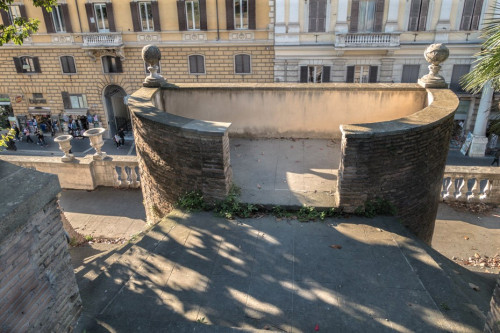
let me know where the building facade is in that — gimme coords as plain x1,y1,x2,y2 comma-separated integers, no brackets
274,0,499,137
0,0,274,136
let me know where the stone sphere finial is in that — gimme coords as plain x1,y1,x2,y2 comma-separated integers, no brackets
142,44,166,87
418,43,449,88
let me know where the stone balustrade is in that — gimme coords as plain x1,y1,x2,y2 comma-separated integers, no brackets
0,155,139,190
82,33,123,47
441,166,500,204
335,33,400,48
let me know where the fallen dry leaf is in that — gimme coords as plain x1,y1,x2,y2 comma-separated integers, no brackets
464,236,469,240
330,244,342,249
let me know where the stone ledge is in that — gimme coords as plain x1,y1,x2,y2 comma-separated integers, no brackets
340,89,459,138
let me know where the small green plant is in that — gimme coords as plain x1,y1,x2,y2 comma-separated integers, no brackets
150,204,163,219
69,237,79,247
214,184,258,219
176,190,207,212
272,205,288,218
355,198,397,218
297,206,320,222
84,235,94,242
439,302,450,311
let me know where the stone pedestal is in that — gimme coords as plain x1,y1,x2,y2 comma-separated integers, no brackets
468,135,489,157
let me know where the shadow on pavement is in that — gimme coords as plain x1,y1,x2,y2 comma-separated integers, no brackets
74,210,495,333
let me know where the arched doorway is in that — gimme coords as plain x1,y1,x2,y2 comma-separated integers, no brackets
103,85,130,137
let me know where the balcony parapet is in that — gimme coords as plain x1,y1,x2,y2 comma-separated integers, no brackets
82,32,123,48
441,166,500,203
335,33,400,48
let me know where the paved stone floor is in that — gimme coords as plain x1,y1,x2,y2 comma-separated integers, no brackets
231,138,340,208
72,207,497,333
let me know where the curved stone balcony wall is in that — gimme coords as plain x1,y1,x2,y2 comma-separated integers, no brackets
128,88,232,222
338,89,459,244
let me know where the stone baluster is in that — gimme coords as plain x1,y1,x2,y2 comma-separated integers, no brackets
454,178,466,199
466,178,477,200
442,177,452,199
114,167,121,187
120,167,130,187
479,179,490,199
130,166,140,188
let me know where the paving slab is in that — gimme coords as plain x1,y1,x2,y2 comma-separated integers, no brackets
231,138,339,208
74,210,496,333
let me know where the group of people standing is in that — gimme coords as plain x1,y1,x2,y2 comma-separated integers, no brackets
114,128,125,148
12,122,48,147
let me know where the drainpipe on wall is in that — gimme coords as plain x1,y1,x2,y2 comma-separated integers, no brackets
216,0,220,41
75,0,83,33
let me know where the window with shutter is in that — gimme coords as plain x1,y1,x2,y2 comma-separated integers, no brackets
460,0,483,31
102,56,123,73
62,92,88,109
300,66,308,83
226,0,235,30
177,1,188,31
349,65,375,83
185,0,201,30
51,5,66,32
408,0,429,31
234,0,248,29
401,65,420,83
60,56,76,74
234,54,251,74
151,1,161,31
1,9,11,26
139,2,154,31
356,0,376,32
8,5,21,24
301,66,329,83
94,3,109,32
188,55,205,74
85,3,97,32
14,56,40,74
308,0,326,32
450,65,470,92
61,4,73,33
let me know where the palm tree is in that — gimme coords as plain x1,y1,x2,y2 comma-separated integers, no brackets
461,6,500,94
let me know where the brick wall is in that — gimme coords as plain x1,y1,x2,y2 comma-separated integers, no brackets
0,45,274,130
129,88,232,222
0,162,81,331
485,275,500,332
338,89,459,244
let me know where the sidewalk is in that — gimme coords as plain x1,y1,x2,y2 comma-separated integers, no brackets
61,188,499,332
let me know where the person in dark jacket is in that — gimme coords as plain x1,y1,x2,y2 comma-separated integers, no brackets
492,150,500,167
118,128,125,146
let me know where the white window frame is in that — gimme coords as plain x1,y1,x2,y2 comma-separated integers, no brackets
234,53,251,74
234,0,248,30
20,56,36,73
354,65,371,83
60,56,77,74
68,94,88,109
94,3,109,33
305,65,324,83
8,5,21,23
188,54,206,75
52,5,66,32
185,0,200,31
139,1,154,32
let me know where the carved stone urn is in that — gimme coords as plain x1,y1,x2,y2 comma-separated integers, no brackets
54,134,74,162
142,44,166,87
83,127,107,160
418,43,450,88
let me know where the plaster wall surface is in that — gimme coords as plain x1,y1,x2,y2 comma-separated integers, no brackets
163,83,428,138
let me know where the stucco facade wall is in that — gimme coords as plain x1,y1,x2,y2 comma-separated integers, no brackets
163,83,427,138
338,89,459,244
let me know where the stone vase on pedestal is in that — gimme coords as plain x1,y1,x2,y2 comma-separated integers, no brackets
54,135,74,162
83,128,107,160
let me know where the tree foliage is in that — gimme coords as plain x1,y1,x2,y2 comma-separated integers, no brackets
461,6,500,94
0,0,56,46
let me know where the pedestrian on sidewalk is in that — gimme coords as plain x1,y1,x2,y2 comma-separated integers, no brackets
36,130,47,147
491,150,500,166
118,127,125,146
114,133,121,148
13,124,20,141
24,127,34,143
